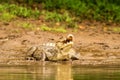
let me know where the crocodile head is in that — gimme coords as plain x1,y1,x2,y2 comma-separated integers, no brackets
62,34,74,44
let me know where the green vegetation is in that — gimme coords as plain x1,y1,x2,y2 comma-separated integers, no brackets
0,3,40,22
21,22,34,30
42,11,73,23
0,12,16,21
41,10,78,29
1,0,120,23
9,4,40,18
42,0,120,23
0,0,120,32
112,27,120,33
40,25,52,31
40,25,67,33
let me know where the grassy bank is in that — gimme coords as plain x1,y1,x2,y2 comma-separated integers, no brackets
0,0,120,33
42,0,120,23
1,0,120,23
0,3,77,33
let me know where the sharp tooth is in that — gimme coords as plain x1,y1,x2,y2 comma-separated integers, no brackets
50,43,52,46
50,43,55,47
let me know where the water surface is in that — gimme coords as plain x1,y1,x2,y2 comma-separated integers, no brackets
0,63,120,80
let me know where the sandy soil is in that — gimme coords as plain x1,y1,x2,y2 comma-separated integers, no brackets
0,20,120,66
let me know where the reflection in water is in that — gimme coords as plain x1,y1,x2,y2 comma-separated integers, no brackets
0,63,73,80
26,63,55,80
26,63,73,80
56,63,73,80
0,63,120,80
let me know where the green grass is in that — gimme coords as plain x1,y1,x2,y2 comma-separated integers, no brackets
42,11,73,23
0,3,40,22
42,0,120,23
1,0,120,23
0,12,16,22
0,3,78,30
1,0,120,33
20,22,34,30
52,27,67,33
8,4,40,18
41,10,77,29
40,25,52,31
40,25,67,33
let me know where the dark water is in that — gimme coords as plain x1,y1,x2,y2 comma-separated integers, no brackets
0,63,120,80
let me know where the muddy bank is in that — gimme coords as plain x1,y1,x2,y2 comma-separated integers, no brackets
0,20,120,66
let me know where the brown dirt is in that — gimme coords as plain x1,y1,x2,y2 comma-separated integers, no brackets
0,19,120,66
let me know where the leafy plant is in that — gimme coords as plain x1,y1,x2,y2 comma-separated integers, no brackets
8,4,40,18
52,27,67,33
40,25,52,31
40,25,67,33
67,22,78,28
0,4,40,19
0,12,16,22
43,11,63,22
1,0,120,26
43,11,73,23
42,0,120,23
0,4,6,12
21,22,34,30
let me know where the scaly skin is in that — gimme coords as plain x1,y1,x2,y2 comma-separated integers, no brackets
25,34,80,61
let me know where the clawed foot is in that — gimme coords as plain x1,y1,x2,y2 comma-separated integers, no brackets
25,57,35,60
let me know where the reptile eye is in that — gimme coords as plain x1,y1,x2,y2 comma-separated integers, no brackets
60,48,63,50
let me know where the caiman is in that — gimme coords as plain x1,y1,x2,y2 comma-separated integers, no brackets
25,34,80,61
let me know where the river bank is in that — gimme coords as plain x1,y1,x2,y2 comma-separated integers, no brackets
0,19,120,66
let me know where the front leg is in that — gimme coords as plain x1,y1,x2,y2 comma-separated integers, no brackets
33,47,46,61
41,52,46,61
25,46,37,60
